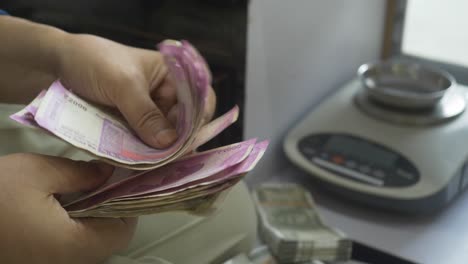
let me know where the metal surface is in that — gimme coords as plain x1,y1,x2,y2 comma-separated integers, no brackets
357,61,456,109
354,88,466,126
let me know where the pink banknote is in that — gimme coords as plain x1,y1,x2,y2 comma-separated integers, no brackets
113,140,269,202
10,89,46,127
64,138,258,210
187,105,239,152
66,141,268,212
8,39,270,218
10,40,237,167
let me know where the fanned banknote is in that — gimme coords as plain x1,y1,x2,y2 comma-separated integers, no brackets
11,40,237,169
10,40,268,217
67,140,268,218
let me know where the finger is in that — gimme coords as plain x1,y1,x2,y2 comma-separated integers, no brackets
29,155,114,194
167,104,178,127
151,76,177,116
72,217,137,257
116,85,177,149
166,86,215,127
203,86,217,124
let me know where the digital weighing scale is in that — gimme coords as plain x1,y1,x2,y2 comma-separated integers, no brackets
284,62,468,214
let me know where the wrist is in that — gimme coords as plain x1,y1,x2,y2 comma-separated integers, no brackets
0,16,69,78
39,24,69,79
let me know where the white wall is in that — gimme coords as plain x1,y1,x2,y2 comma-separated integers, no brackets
244,0,386,184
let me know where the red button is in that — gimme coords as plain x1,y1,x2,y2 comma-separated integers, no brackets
332,155,344,164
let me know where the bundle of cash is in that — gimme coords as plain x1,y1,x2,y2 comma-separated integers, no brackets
10,40,268,217
253,183,352,263
223,245,326,264
223,246,367,264
65,139,268,217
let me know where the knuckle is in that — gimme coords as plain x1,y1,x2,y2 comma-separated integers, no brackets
152,63,168,86
111,70,145,100
135,109,166,133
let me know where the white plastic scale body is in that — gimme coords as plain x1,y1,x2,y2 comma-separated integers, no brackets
284,79,468,214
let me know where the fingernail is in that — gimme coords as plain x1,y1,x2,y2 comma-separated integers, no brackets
155,129,178,147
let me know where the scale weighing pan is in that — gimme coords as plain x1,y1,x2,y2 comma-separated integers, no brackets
283,62,468,214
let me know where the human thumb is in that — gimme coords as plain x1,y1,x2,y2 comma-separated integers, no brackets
115,86,178,149
35,156,114,194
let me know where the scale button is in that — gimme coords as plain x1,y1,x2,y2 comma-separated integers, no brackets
302,147,316,155
331,155,345,165
359,165,371,174
373,170,385,179
396,169,415,180
320,152,329,159
306,138,319,145
345,160,357,169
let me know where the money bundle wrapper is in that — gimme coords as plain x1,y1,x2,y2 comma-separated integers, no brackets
10,40,268,218
253,183,352,263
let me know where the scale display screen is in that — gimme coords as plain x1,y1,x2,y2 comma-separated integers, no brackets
297,133,420,187
324,135,398,168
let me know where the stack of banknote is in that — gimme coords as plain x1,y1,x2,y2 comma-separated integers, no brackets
224,245,366,264
223,245,326,264
253,183,352,263
10,40,268,218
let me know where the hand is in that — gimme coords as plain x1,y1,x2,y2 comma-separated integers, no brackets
0,153,136,264
56,34,216,149
0,16,216,148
